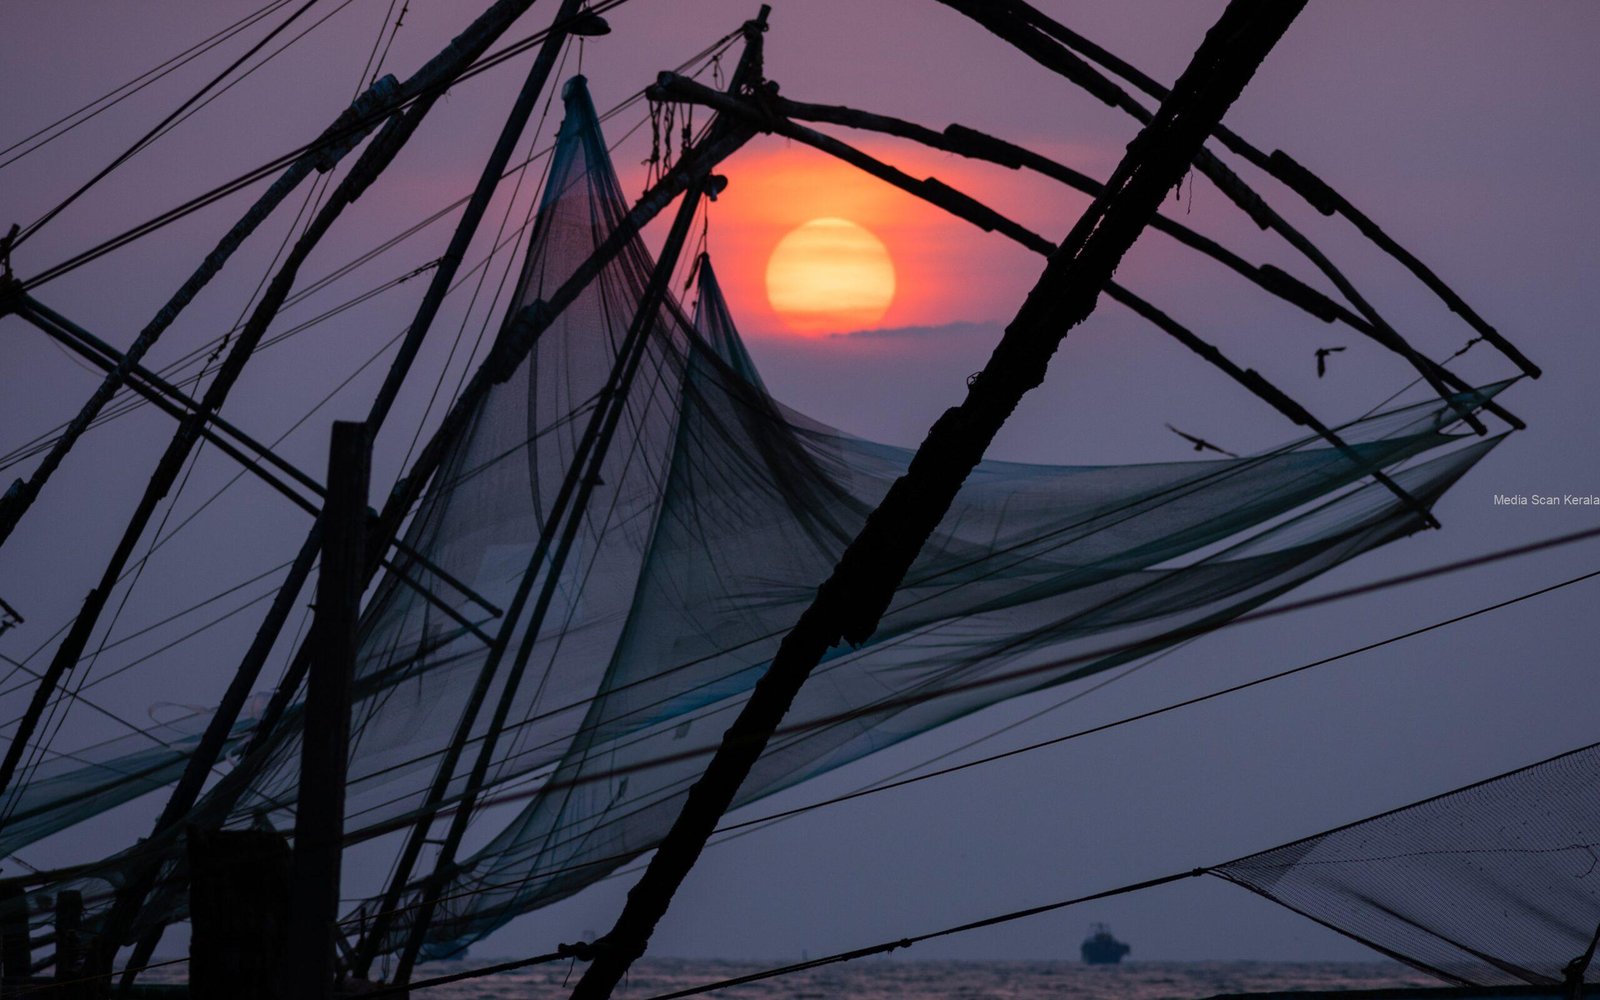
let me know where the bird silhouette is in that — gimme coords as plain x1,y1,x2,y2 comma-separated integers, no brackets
1166,424,1238,458
1314,345,1346,378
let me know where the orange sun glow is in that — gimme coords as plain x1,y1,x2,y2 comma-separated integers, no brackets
764,217,896,335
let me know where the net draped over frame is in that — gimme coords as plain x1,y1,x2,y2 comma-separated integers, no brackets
1216,742,1600,988
4,77,1509,964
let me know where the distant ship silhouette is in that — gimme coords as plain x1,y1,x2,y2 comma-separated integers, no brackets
1081,923,1131,965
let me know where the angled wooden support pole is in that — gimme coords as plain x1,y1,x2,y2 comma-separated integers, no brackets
568,3,1306,997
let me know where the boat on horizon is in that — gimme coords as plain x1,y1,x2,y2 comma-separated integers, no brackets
1081,923,1131,966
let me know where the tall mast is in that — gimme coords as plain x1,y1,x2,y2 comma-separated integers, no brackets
569,3,1306,996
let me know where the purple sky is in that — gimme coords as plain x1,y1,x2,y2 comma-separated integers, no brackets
1,0,1598,969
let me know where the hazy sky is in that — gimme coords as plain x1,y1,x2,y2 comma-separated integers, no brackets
1,0,1598,971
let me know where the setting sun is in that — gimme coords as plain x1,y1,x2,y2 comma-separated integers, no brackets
764,217,896,335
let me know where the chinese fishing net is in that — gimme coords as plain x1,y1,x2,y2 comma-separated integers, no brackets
0,77,1513,967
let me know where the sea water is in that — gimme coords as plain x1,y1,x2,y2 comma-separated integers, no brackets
289,958,1443,998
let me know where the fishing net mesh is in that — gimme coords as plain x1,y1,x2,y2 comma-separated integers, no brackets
1215,742,1600,988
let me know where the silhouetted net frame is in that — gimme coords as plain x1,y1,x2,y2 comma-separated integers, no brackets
2,77,1513,965
1215,741,1600,988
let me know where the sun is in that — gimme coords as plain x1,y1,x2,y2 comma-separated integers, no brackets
764,217,896,335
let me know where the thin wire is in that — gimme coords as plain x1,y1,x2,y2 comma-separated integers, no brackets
0,0,291,170
15,0,327,247
371,0,411,85
328,551,1600,935
355,0,402,94
15,0,668,291
1,35,726,473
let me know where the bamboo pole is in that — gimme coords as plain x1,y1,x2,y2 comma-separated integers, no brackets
13,295,501,622
936,0,1497,434
996,0,1539,379
569,4,1306,996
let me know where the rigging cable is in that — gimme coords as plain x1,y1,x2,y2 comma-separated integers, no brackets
13,0,328,249
0,34,733,473
372,523,1600,810
319,534,1600,930
12,0,676,292
0,0,291,171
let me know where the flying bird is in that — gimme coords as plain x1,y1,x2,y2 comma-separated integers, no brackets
1315,345,1347,378
1166,424,1239,458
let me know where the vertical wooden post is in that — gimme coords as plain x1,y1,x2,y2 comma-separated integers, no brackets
0,882,30,987
53,889,83,996
188,828,291,1000
276,421,369,1000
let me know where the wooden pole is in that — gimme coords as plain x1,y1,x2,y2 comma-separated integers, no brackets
53,889,82,994
933,0,1489,434
0,76,398,554
0,882,30,987
569,4,1305,997
188,828,291,1000
275,421,369,1000
996,0,1539,378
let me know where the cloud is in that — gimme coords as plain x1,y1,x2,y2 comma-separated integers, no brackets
828,319,999,340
